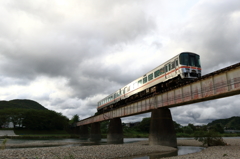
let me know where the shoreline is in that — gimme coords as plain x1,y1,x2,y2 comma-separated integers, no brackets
0,139,239,159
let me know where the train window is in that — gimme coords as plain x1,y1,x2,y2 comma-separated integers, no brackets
154,70,160,78
138,79,142,86
143,77,147,84
176,59,178,66
123,87,126,94
127,86,130,92
172,61,175,69
180,53,189,66
148,73,153,81
168,63,171,70
160,68,164,74
165,65,168,72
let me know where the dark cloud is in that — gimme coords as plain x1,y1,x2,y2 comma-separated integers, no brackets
0,0,240,125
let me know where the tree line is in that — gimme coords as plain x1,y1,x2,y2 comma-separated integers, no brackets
0,109,69,130
98,117,227,138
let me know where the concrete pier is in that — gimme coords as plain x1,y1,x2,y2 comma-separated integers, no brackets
89,122,101,142
149,108,177,147
79,125,89,140
107,118,123,144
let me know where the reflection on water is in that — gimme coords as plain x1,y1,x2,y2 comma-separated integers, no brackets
178,146,204,156
131,146,204,159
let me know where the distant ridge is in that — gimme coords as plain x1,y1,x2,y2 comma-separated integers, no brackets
0,99,47,110
208,116,240,130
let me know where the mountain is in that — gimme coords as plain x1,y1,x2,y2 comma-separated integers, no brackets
207,116,240,130
0,99,47,110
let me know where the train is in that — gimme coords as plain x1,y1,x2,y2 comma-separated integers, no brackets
97,52,201,113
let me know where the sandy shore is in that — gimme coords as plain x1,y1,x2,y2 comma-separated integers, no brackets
0,138,239,159
165,138,240,159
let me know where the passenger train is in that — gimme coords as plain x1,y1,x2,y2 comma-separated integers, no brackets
97,52,201,113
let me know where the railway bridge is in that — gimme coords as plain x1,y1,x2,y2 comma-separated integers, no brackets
77,62,240,147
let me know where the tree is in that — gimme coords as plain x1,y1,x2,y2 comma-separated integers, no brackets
211,123,224,133
194,130,226,146
0,111,9,128
136,117,151,133
100,120,109,134
188,123,196,131
69,114,80,126
183,126,193,134
173,121,182,132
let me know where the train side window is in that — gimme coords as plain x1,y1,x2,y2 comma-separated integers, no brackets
148,73,153,81
168,63,171,70
154,70,160,78
176,59,178,66
160,68,164,75
138,79,142,86
143,77,147,84
172,61,175,69
165,65,168,72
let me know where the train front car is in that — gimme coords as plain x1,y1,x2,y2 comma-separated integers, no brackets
179,52,201,79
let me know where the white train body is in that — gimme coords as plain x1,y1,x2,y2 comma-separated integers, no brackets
97,52,201,112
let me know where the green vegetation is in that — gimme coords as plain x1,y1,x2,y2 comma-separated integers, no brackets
0,99,47,110
0,109,68,130
1,138,7,150
116,117,240,138
194,130,226,146
208,116,240,130
0,99,74,138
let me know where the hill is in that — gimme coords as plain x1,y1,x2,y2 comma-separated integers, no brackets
208,116,240,130
0,99,47,110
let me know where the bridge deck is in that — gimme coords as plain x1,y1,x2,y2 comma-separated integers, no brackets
77,62,240,126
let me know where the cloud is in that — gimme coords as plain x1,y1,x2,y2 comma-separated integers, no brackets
0,0,240,126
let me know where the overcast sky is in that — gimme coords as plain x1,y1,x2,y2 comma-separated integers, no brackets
1,0,240,125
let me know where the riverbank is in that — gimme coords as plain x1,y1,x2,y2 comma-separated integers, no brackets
0,141,176,159
0,138,240,159
165,138,240,159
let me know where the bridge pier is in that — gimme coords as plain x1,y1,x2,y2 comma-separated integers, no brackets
149,108,177,147
79,125,89,140
89,122,101,142
107,118,123,144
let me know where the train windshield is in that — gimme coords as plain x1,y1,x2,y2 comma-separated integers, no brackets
179,53,201,67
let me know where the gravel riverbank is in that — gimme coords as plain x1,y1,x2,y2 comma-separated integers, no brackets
165,138,240,159
0,138,240,159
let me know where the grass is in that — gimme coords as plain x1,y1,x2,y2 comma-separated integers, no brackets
14,129,69,135
7,129,79,139
1,138,7,150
